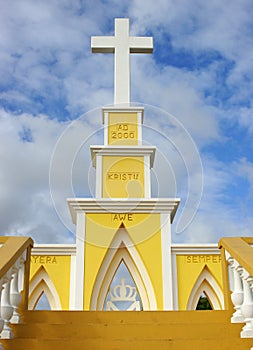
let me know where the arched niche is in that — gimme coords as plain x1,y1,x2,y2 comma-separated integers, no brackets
29,266,62,310
90,225,157,310
104,261,143,311
187,265,224,310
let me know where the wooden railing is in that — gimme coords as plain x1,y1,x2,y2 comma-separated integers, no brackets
219,237,253,340
0,236,33,344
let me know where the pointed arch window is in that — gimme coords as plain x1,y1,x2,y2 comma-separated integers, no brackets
29,266,62,310
90,225,157,310
196,292,212,310
104,261,143,311
187,265,224,310
34,291,51,310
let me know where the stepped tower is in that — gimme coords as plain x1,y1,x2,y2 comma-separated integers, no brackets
67,18,180,311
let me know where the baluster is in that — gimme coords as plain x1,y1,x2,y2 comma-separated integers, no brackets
250,277,253,346
10,259,23,324
0,279,4,348
0,279,4,334
230,259,244,323
1,270,14,339
226,255,234,291
18,251,27,292
240,269,253,337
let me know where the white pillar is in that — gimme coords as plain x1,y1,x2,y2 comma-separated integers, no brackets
1,271,14,339
10,260,23,324
230,259,244,323
0,279,4,346
75,212,86,309
160,213,173,310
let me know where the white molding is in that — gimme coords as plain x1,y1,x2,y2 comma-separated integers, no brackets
90,227,157,310
95,154,102,198
171,244,219,255
161,213,173,310
103,112,109,146
172,253,179,310
69,255,76,310
144,155,151,198
67,198,180,224
90,146,156,168
75,212,86,310
32,245,76,255
137,111,142,146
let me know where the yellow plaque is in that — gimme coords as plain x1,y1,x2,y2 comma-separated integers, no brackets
102,156,144,198
108,112,138,145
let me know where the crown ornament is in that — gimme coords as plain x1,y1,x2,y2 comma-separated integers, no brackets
109,278,137,302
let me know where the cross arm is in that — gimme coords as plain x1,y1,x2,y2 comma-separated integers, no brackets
129,37,153,54
91,36,116,53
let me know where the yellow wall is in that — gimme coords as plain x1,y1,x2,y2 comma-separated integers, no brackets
108,112,138,145
84,213,164,310
30,255,71,310
176,254,223,310
102,156,144,198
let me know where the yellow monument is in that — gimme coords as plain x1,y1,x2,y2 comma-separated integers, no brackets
28,18,224,313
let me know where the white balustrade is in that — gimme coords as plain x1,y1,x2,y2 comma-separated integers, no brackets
0,245,30,341
240,269,253,338
0,279,4,349
1,270,14,339
224,248,253,342
230,258,244,323
10,258,23,324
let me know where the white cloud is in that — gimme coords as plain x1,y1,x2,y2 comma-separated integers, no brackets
0,0,252,245
0,109,77,242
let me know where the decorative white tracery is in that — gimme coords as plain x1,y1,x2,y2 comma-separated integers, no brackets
106,278,141,311
28,266,62,310
187,265,224,310
90,226,157,310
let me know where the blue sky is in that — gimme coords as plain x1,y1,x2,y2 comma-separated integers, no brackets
1,0,253,244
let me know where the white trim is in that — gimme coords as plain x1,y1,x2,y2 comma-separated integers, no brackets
172,253,179,310
95,154,102,198
90,146,156,168
144,155,151,198
32,245,76,255
90,227,157,310
171,244,219,255
103,112,109,146
160,213,173,310
67,198,180,224
75,212,86,310
186,266,224,310
137,111,142,146
69,254,76,310
28,266,62,310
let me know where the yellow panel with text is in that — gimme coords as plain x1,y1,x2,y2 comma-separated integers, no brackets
108,112,138,145
176,254,223,310
84,213,163,310
102,156,144,198
30,255,71,310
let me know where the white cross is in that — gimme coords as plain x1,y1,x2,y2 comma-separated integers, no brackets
91,18,153,105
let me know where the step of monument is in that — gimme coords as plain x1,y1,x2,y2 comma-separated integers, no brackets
12,321,243,340
21,310,232,324
2,336,253,350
